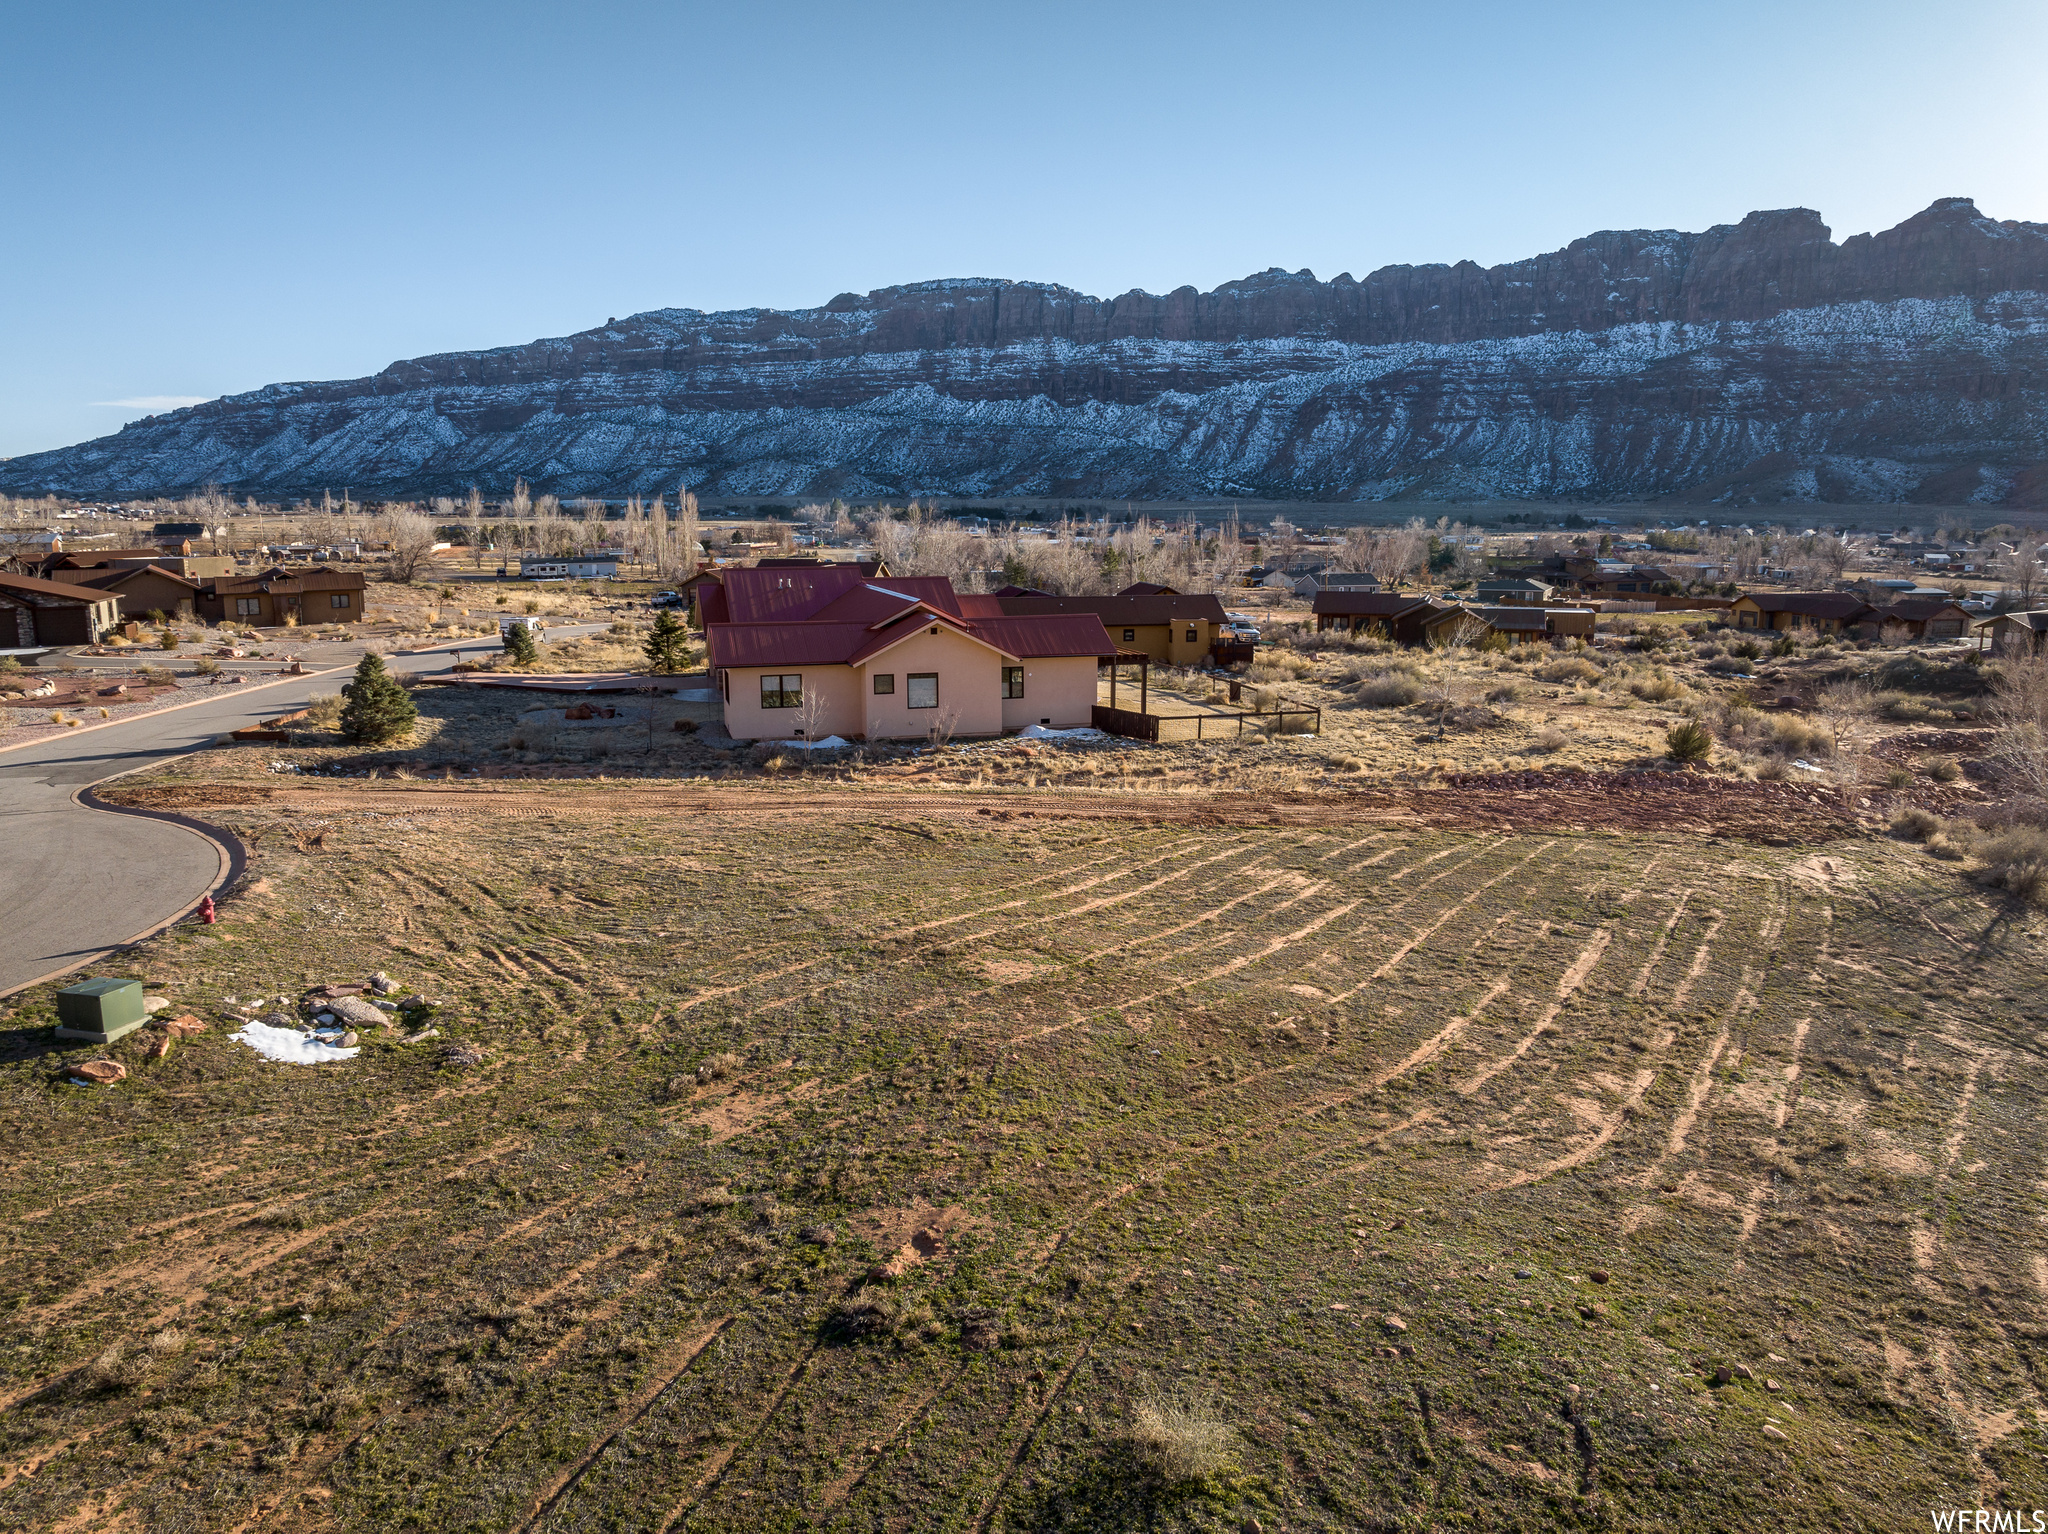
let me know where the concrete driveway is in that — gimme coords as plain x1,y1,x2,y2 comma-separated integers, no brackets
0,630,599,996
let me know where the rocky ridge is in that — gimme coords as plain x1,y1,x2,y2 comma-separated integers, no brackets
8,198,2047,504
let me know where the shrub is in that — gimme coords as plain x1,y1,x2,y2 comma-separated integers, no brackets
158,630,179,650
1769,715,1830,758
1731,638,1764,660
1665,720,1713,763
1531,725,1569,752
1771,634,1797,657
1486,680,1525,704
1536,656,1603,685
1630,669,1688,702
1930,757,1963,783
1129,1390,1237,1484
1892,806,1942,842
191,656,221,676
1974,827,2048,904
339,653,417,744
1883,767,1914,788
1357,674,1422,708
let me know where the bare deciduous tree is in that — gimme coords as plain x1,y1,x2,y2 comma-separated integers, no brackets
1988,650,2048,802
380,507,439,584
794,687,833,754
1998,537,2044,607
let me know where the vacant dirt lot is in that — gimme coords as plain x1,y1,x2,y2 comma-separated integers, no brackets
1,778,2044,1532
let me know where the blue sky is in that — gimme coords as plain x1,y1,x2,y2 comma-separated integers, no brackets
4,0,2044,460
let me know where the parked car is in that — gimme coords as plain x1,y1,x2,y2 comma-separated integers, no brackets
1221,620,1261,642
650,591,684,608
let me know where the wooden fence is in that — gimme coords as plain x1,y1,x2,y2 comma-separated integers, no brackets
1090,704,1322,743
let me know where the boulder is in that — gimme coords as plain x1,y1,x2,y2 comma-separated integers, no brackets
157,1014,208,1038
323,995,390,1029
143,1032,173,1060
142,997,170,1013
71,1059,128,1086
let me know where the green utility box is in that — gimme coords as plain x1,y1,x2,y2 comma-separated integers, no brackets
55,977,147,1044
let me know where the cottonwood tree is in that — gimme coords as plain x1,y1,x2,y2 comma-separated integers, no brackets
1999,538,2044,607
380,507,439,584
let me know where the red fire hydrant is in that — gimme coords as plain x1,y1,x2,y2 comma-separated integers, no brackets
199,894,217,925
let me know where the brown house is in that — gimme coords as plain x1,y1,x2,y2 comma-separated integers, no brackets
199,566,367,626
994,585,1229,666
0,571,123,648
1312,591,1450,646
41,547,233,582
1982,610,2048,654
1875,598,1972,641
72,565,206,620
1419,603,1599,646
1729,592,1876,634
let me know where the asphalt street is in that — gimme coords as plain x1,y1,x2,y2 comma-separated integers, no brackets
0,629,598,996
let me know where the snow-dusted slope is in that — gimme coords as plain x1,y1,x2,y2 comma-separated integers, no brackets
9,199,2047,504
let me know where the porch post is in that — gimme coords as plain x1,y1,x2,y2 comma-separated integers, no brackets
1140,656,1148,715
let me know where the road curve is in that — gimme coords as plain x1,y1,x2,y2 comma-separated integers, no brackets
0,632,595,996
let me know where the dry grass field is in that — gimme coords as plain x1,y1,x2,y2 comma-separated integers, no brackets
3,772,2046,1533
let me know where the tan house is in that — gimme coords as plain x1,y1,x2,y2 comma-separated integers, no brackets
199,566,367,626
703,566,1111,742
41,547,234,582
1419,603,1598,646
994,585,1228,667
1875,598,1972,641
1729,592,1876,634
0,571,122,648
1981,610,2048,654
71,564,206,620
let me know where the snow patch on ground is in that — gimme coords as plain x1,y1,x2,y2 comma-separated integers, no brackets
233,1021,359,1065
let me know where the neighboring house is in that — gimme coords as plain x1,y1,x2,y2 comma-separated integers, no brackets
199,566,368,626
520,554,620,579
0,571,122,648
1571,563,1678,595
71,565,206,619
993,586,1230,667
1421,604,1597,646
1981,610,2048,655
1310,591,1448,646
1729,592,1876,634
1475,577,1554,604
1290,571,1379,596
1876,599,1972,641
702,565,1111,742
40,547,235,582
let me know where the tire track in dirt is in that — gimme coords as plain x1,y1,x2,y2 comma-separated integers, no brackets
513,1317,732,1533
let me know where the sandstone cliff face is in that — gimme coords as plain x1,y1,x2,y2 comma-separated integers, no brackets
8,199,2047,504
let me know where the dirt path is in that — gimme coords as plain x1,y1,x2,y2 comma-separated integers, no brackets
105,769,1864,841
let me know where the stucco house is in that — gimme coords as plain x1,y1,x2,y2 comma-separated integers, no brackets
1874,598,1972,641
703,566,1112,742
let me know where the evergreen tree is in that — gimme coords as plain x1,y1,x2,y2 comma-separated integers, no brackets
503,621,539,665
643,610,691,673
339,652,416,743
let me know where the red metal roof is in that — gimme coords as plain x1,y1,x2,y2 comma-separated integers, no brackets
717,565,963,624
997,591,1228,625
706,590,1113,670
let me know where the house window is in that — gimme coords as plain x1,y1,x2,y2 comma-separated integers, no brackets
330,593,350,609
1002,666,1024,699
907,672,938,709
1185,627,1197,643
759,673,802,708
872,673,894,695
235,597,261,617
1122,628,1135,643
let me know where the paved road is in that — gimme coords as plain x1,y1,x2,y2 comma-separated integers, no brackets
0,630,598,996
